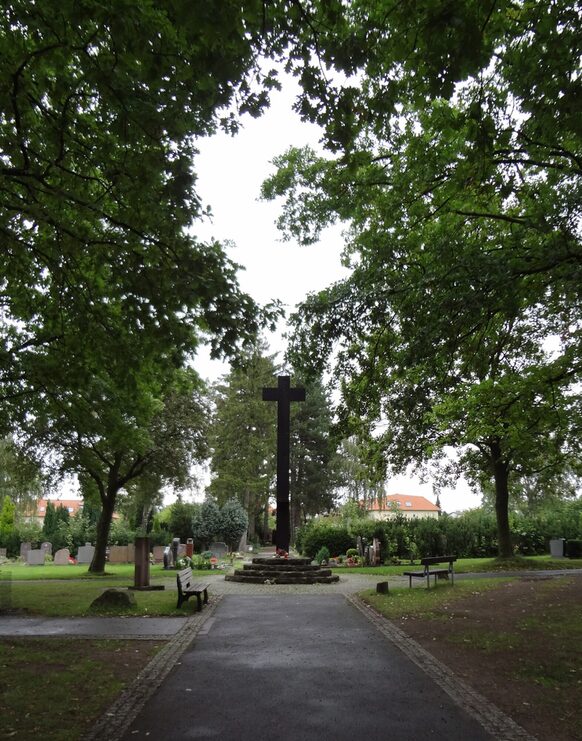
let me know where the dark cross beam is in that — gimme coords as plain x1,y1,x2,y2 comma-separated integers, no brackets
262,375,305,553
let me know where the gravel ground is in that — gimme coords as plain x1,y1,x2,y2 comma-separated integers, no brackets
201,571,406,594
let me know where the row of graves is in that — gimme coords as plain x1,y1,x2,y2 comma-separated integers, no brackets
19,541,84,565
17,539,230,567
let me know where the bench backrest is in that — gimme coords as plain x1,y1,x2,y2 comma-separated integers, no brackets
420,556,457,566
177,567,193,591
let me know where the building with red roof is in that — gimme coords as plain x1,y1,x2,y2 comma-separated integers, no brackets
364,494,440,520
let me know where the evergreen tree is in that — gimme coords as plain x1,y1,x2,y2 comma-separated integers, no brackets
207,347,278,541
218,498,249,550
192,499,221,551
289,374,344,540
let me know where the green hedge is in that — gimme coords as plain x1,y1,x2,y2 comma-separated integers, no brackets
296,521,355,560
295,500,582,560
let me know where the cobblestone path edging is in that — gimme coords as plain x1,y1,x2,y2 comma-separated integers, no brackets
346,594,536,741
84,595,223,741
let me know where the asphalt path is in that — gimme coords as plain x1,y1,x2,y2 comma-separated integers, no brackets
120,594,494,741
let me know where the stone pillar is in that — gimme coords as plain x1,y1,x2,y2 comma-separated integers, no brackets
134,537,150,588
186,538,194,557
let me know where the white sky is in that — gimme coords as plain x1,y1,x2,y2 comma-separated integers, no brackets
187,80,482,515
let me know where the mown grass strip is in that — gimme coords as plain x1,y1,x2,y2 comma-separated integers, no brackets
0,562,225,581
332,555,582,576
359,577,512,620
0,638,163,741
3,579,206,616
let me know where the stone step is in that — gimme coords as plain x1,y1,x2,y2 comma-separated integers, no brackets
251,557,312,567
243,563,321,572
225,574,340,584
234,568,333,578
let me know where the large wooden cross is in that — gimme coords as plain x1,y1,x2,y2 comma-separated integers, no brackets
262,375,305,553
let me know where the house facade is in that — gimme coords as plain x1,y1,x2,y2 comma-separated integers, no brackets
25,498,83,525
365,494,440,520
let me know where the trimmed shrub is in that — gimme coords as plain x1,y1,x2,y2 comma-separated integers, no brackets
296,520,355,559
565,539,582,558
315,546,330,564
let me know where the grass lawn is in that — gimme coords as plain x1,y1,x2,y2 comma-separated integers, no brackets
0,561,228,581
331,554,582,575
360,574,582,740
360,576,511,618
1,579,206,616
0,638,163,740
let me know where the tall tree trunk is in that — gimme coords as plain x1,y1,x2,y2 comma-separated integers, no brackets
89,456,122,573
244,490,256,540
89,486,117,573
262,503,269,544
490,440,513,558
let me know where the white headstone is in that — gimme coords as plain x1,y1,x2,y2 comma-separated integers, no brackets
26,549,45,565
0,547,7,559
54,548,70,565
209,541,228,559
41,542,53,556
77,544,95,564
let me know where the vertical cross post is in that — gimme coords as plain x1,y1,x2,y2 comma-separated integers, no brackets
262,375,305,553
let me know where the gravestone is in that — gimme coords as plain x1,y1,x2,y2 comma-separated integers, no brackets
109,545,130,564
152,546,165,563
177,543,186,557
0,548,7,559
54,548,70,565
186,538,194,557
209,541,228,559
171,538,180,565
357,536,364,558
41,542,52,557
20,542,31,559
237,531,247,553
77,543,95,564
262,375,305,553
372,537,382,566
26,549,45,565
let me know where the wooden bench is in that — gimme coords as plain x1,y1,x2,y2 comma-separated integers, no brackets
403,556,457,589
176,567,210,610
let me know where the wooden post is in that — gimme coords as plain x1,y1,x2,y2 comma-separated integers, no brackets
134,536,150,588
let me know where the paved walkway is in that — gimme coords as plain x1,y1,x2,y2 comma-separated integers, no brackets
2,569,574,739
104,594,533,741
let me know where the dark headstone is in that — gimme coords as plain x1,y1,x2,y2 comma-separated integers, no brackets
376,581,389,595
